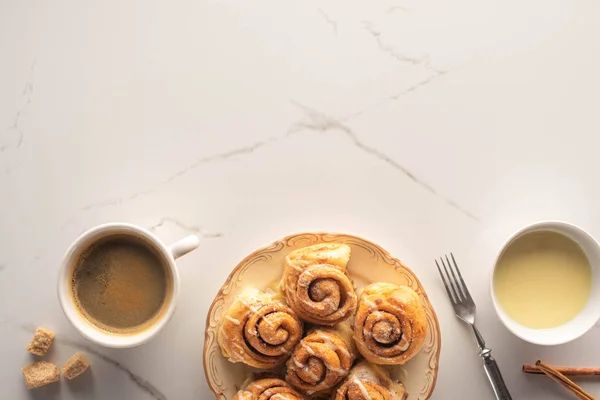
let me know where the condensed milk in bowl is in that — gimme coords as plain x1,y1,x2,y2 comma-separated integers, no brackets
491,221,600,345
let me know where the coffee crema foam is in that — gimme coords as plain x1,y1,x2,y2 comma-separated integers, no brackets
69,235,173,335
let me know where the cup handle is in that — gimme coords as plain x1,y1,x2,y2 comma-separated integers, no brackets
169,235,201,260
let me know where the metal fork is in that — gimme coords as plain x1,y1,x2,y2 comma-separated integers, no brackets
436,253,512,400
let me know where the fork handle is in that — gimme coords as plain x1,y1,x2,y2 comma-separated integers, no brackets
481,349,513,400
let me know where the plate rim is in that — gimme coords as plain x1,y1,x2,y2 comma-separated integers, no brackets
203,231,442,399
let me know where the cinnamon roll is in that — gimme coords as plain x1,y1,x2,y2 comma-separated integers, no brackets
233,378,306,400
333,360,407,400
218,288,303,369
354,283,427,365
286,322,357,396
281,243,357,326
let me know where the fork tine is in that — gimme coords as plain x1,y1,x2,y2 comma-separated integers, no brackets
450,252,472,299
435,259,457,304
445,254,466,300
441,256,463,302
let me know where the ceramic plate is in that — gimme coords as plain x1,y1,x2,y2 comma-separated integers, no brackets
203,232,441,399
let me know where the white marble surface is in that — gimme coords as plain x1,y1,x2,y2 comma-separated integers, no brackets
2,0,600,398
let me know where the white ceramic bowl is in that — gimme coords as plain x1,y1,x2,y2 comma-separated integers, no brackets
491,221,600,345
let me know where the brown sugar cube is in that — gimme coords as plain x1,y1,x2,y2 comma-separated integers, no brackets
61,352,90,380
22,361,60,389
26,327,55,356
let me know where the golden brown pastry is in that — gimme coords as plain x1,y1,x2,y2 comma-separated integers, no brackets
286,321,357,396
354,283,427,365
333,360,407,400
233,378,306,400
281,243,357,326
218,288,303,369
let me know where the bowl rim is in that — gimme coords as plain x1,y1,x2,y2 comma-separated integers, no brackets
490,220,600,345
202,231,442,399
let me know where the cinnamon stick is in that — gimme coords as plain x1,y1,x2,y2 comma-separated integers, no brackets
531,360,596,400
523,364,600,377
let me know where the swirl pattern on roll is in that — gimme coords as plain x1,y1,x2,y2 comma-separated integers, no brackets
285,323,356,396
281,243,357,326
334,360,408,400
218,288,303,369
354,283,428,365
232,378,306,400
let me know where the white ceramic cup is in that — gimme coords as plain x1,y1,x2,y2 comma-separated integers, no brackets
57,222,200,348
491,221,600,345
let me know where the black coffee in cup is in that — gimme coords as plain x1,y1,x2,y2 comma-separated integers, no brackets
70,235,172,334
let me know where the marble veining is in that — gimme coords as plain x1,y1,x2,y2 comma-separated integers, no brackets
389,71,448,100
362,21,437,70
317,9,338,34
1,316,167,400
290,101,478,221
150,217,223,239
1,59,36,153
385,5,412,14
2,0,600,399
78,138,282,213
57,339,168,400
